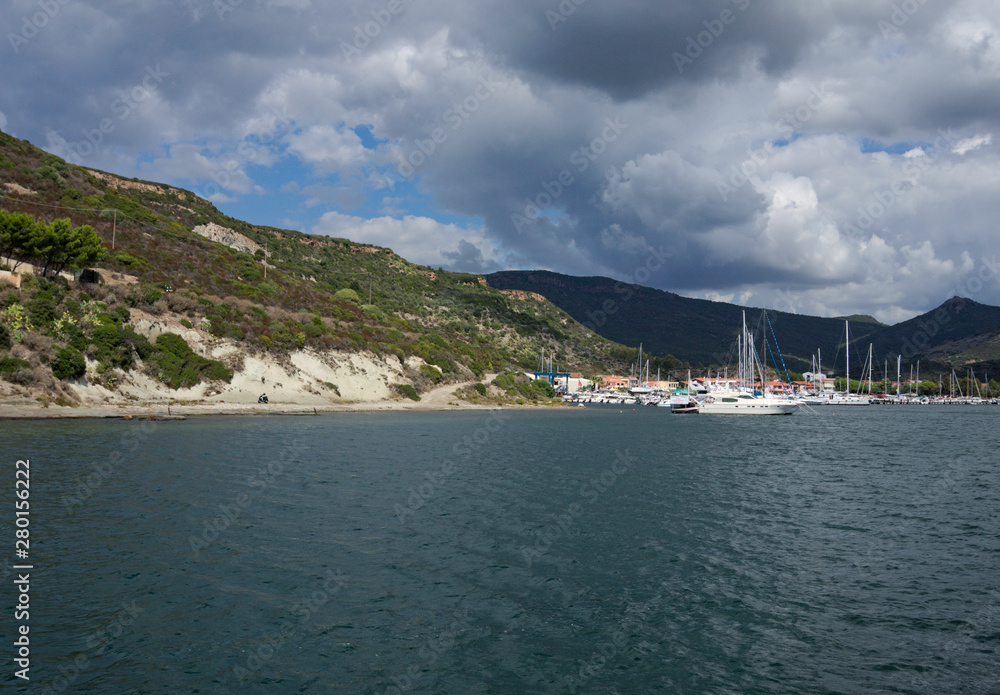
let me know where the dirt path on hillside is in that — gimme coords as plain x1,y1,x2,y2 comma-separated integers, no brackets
402,373,499,410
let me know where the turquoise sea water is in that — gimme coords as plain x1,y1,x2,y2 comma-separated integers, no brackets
1,406,998,693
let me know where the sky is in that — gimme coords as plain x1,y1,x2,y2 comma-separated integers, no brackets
2,0,999,323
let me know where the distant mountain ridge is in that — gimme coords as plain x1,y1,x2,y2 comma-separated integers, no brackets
864,296,1000,373
486,271,1000,375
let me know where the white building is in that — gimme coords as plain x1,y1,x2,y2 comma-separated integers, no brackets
803,372,835,393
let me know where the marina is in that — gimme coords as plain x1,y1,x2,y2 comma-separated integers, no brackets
559,312,1000,412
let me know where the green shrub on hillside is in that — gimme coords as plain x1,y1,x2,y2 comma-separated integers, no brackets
334,288,361,303
0,357,31,374
148,332,232,388
420,363,443,384
361,304,386,321
492,372,516,391
395,383,420,401
27,292,57,328
52,347,86,380
125,286,162,308
113,251,148,268
0,302,34,343
519,379,556,399
92,322,152,371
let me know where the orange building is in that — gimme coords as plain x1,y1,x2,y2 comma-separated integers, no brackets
600,375,630,389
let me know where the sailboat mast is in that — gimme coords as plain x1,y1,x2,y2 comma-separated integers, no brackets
868,344,873,395
744,311,750,391
736,334,741,390
845,320,849,393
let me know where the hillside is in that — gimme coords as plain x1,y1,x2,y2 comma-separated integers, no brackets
0,129,644,411
486,271,1000,378
486,270,887,373
864,297,1000,375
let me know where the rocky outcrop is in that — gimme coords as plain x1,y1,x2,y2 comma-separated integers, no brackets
2,182,36,196
192,223,263,257
85,169,186,199
501,289,546,302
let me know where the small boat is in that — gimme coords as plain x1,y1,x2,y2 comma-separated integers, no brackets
669,394,700,414
803,396,829,405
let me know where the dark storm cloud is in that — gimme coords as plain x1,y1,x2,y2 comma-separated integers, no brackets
451,0,832,99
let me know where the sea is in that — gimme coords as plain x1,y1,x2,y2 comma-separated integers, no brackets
1,405,998,694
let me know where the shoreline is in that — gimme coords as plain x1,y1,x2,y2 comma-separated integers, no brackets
0,380,569,419
0,371,578,419
0,400,560,419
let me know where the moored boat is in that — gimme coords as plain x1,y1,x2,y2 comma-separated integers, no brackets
695,311,799,415
697,392,798,415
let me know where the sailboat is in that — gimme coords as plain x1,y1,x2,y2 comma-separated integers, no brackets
666,369,700,413
829,321,870,405
696,311,799,415
630,344,655,395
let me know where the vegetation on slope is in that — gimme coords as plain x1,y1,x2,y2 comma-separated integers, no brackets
0,128,642,399
0,272,233,403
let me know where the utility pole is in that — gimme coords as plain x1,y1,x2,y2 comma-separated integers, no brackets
342,271,373,303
